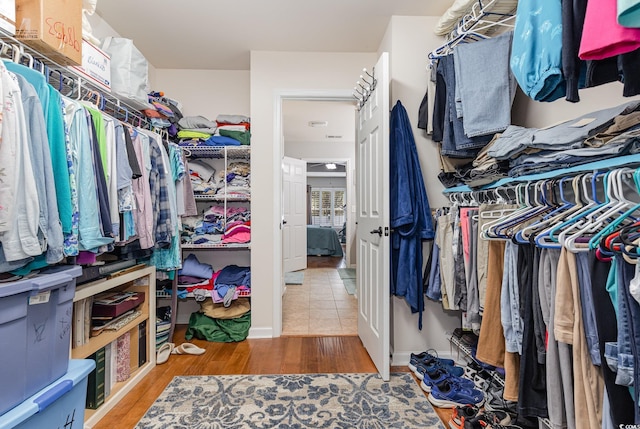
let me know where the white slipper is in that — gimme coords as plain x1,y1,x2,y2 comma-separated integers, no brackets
172,342,206,355
156,342,175,364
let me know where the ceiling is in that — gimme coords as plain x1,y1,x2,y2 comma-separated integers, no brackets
95,0,453,70
283,100,356,144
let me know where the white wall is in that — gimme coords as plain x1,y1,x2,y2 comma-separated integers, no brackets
153,69,250,119
512,83,640,128
307,176,347,188
285,140,354,160
250,51,377,338
380,16,462,364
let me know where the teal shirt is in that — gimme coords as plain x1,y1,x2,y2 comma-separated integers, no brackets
4,61,72,234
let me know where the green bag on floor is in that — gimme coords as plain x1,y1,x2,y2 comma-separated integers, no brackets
185,311,251,342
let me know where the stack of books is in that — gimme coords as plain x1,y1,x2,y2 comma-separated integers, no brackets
91,291,145,336
86,328,147,409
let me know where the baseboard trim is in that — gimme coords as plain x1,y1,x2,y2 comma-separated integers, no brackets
248,327,273,339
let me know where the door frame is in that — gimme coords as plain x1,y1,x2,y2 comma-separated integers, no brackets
273,89,355,337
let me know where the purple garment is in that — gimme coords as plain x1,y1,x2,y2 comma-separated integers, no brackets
179,254,213,279
76,251,97,265
178,275,208,285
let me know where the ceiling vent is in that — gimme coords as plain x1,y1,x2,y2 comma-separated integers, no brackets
308,121,328,127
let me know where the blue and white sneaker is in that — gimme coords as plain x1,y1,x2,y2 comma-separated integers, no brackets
427,379,484,408
419,368,475,393
408,350,455,373
414,360,465,380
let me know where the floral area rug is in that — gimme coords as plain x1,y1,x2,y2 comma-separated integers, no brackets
135,372,445,429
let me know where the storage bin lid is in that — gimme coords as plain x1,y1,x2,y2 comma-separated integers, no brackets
0,279,33,298
0,360,95,428
0,266,82,298
30,266,82,293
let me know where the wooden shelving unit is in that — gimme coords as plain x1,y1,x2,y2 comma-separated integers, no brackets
72,265,156,428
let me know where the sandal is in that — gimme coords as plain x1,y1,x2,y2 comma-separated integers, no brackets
172,342,206,355
156,342,175,364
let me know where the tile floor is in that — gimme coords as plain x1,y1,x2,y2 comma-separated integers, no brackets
282,267,358,336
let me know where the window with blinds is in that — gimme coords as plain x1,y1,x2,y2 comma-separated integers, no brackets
310,188,346,227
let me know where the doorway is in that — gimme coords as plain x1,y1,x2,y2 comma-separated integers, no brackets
280,99,357,336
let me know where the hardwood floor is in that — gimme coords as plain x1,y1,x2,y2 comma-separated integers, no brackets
306,254,346,269
94,327,451,428
94,328,377,429
95,250,453,428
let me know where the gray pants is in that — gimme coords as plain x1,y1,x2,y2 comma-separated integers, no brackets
539,249,575,429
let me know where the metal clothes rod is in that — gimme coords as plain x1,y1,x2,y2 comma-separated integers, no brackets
429,0,518,61
0,28,152,130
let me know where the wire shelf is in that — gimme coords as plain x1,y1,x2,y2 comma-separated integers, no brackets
0,28,153,130
449,334,505,387
183,145,250,160
181,243,251,250
156,290,251,299
193,194,250,202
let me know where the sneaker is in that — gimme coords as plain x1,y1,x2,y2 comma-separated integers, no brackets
448,404,479,429
452,328,479,348
427,379,484,408
409,350,455,373
463,410,512,428
414,360,465,380
463,362,493,390
483,380,517,416
419,367,475,393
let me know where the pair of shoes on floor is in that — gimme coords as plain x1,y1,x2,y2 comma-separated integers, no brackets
451,407,518,428
419,366,475,393
157,342,206,364
427,378,484,409
414,360,465,381
409,350,456,373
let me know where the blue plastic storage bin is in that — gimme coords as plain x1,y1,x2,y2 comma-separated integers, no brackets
0,266,82,416
0,359,95,429
0,280,33,415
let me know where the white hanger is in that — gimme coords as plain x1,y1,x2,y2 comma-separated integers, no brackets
562,169,632,251
534,175,586,248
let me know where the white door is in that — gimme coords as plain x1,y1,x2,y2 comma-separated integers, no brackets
282,156,307,273
357,53,390,381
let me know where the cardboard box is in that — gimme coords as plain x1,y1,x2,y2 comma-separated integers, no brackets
70,39,111,92
15,0,82,66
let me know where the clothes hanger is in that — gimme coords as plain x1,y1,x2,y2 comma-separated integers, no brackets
535,175,585,248
517,176,578,243
562,169,633,251
547,172,605,244
490,181,551,239
513,180,558,244
560,170,621,250
481,183,530,240
588,168,640,249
